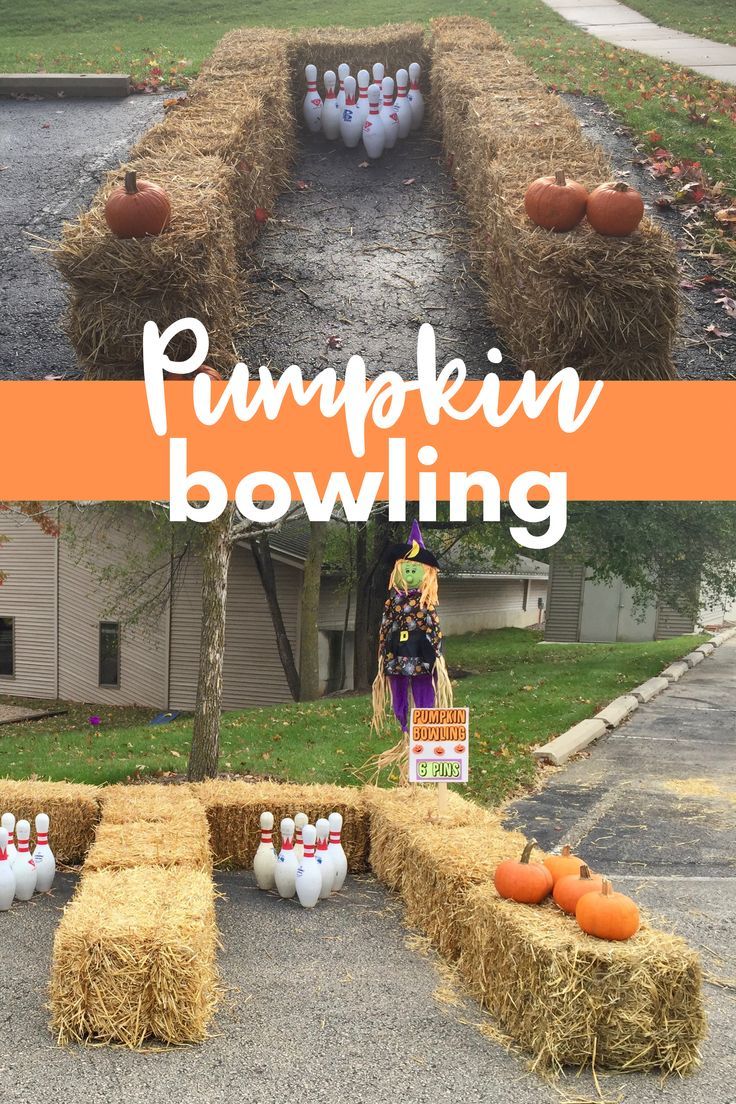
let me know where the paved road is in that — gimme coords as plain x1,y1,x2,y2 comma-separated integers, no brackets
0,95,166,378
542,0,736,82
507,636,736,1102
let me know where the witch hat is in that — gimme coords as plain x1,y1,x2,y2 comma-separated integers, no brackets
385,519,440,568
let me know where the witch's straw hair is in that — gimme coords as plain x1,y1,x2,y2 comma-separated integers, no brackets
389,561,439,608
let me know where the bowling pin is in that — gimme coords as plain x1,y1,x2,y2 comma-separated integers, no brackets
340,76,362,149
294,812,308,862
355,69,370,128
362,84,386,160
408,62,425,130
295,824,321,909
372,62,385,86
336,63,350,112
13,820,36,901
1,813,17,867
394,69,412,139
322,69,341,140
33,812,56,893
274,817,299,899
253,811,277,891
315,818,337,899
328,812,348,892
0,828,15,911
302,64,323,134
380,77,400,150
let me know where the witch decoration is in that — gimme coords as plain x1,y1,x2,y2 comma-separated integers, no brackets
371,520,453,780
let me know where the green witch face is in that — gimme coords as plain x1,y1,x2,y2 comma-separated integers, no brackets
396,560,426,590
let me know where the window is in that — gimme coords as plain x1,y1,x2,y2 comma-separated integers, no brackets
0,617,14,677
99,621,120,687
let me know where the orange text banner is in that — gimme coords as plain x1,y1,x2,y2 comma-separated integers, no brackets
0,380,733,500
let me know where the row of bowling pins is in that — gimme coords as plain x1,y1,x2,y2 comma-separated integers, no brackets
253,810,347,909
0,812,56,909
303,62,425,158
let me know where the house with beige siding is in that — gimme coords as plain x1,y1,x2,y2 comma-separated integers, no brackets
0,508,548,709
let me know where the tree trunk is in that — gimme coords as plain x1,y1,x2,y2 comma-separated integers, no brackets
298,521,327,701
352,523,370,692
188,504,235,782
366,510,392,683
250,534,301,701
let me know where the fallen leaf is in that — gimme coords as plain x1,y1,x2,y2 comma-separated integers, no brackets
715,296,736,318
706,323,733,338
170,749,181,758
327,334,343,349
295,179,310,190
358,160,369,169
402,177,416,186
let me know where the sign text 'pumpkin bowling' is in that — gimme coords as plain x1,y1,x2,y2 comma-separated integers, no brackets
409,707,470,784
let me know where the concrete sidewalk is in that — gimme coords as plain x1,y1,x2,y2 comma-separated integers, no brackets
542,0,736,82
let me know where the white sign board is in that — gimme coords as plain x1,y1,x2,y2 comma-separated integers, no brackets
408,706,469,784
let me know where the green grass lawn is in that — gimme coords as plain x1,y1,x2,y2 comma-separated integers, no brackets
2,1,734,187
0,628,705,806
623,0,736,48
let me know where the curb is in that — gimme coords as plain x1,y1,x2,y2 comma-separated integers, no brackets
533,626,735,766
0,73,131,98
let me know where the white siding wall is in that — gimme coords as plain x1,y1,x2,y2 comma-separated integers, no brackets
0,509,58,699
57,508,169,708
169,545,302,710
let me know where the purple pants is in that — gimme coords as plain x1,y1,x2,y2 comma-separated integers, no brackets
388,674,436,733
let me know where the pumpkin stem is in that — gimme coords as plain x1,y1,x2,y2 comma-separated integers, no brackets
554,169,567,187
561,844,571,857
579,864,592,880
520,839,537,864
124,170,138,195
602,878,613,896
612,181,629,192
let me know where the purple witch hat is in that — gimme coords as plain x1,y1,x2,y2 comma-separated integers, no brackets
385,519,439,568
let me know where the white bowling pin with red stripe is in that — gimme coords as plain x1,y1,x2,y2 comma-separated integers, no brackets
336,63,350,111
13,820,36,901
322,70,341,140
315,818,337,899
372,62,385,86
355,69,371,128
303,64,323,133
274,817,298,899
328,812,348,891
394,68,412,139
0,828,16,911
1,813,17,867
362,85,386,160
294,812,308,862
253,811,277,891
340,76,362,149
295,824,321,909
380,77,400,150
33,812,56,893
408,62,425,130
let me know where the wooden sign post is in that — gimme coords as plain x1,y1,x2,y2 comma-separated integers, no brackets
409,706,469,819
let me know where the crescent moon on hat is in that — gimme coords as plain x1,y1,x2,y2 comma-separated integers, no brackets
407,540,421,559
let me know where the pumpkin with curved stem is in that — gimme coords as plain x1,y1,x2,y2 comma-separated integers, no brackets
576,878,640,940
104,170,171,239
494,840,553,904
586,181,645,236
543,844,585,885
553,864,605,915
524,169,589,232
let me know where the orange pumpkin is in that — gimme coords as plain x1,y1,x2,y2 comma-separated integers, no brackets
494,840,553,904
543,844,585,885
553,864,604,915
586,181,644,236
524,169,588,232
104,170,171,239
576,879,640,941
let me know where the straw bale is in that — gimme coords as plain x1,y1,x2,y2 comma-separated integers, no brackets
54,154,239,376
366,785,491,891
429,22,679,379
99,783,206,824
457,884,706,1074
0,778,100,864
84,815,211,873
191,779,370,870
290,23,428,84
50,867,219,1046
